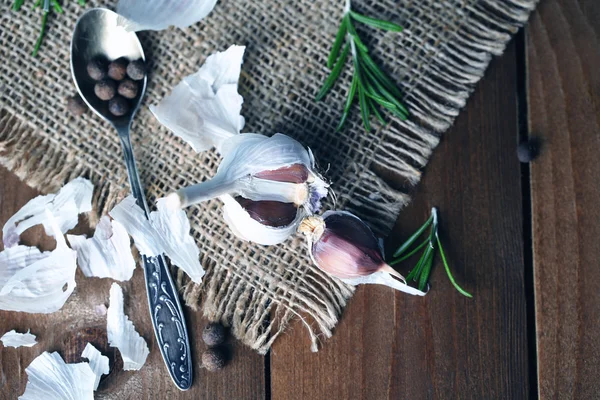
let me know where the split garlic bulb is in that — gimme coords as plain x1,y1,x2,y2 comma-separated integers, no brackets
167,133,329,245
299,211,426,296
152,45,329,245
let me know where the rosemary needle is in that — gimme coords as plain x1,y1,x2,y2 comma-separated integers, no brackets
12,0,85,57
316,0,408,131
388,208,472,297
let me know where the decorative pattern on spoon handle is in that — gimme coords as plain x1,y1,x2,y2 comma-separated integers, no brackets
143,254,193,390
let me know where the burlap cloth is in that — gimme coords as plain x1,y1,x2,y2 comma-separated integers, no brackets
0,0,537,353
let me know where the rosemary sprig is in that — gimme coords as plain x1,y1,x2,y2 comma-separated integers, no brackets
316,0,408,131
388,208,473,297
12,0,85,57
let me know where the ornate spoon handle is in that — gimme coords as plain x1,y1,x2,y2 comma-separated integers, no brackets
118,128,193,390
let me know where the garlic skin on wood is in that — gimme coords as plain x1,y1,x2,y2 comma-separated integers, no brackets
299,211,426,296
166,133,329,245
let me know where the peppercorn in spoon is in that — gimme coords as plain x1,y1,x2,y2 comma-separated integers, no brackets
70,8,193,390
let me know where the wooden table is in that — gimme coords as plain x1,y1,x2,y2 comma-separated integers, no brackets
1,0,598,398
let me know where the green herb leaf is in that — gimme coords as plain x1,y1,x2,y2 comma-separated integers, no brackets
316,42,350,101
337,73,358,131
52,0,63,13
369,99,385,124
327,18,348,69
393,214,433,257
32,10,48,57
350,11,404,32
418,248,434,291
358,85,371,131
358,47,404,99
345,15,369,53
389,238,429,266
12,0,25,11
437,236,473,298
78,0,86,6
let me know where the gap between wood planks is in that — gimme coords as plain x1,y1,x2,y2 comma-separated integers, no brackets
515,28,538,400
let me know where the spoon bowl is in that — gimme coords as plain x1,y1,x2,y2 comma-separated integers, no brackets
71,8,146,127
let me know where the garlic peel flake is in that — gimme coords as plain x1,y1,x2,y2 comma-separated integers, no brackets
0,329,37,348
81,343,110,390
109,196,204,283
19,351,96,400
107,283,149,371
0,212,78,313
150,45,245,153
117,0,218,32
2,178,93,248
67,216,136,281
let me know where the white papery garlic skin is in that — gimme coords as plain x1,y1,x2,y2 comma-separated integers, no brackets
19,352,96,400
2,177,93,248
0,211,78,313
117,0,218,32
0,329,37,348
67,216,136,281
107,283,149,371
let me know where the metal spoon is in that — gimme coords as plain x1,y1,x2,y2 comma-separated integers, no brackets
70,8,192,390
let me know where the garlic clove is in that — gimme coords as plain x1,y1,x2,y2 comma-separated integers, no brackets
234,197,298,228
221,194,306,245
254,163,310,184
300,211,426,296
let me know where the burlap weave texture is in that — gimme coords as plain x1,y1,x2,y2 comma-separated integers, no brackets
0,0,537,353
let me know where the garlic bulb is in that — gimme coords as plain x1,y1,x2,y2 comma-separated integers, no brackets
166,133,329,245
299,211,426,296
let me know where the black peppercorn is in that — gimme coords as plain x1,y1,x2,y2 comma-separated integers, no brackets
94,79,117,101
202,323,226,347
127,59,146,81
108,96,130,117
107,58,128,81
87,58,107,81
202,348,226,372
118,79,139,99
67,94,87,116
517,138,541,163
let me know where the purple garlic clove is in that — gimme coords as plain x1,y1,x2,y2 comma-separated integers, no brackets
299,211,426,296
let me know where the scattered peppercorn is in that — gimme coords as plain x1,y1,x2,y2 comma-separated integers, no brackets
108,96,130,117
202,323,226,347
107,58,128,81
94,79,117,101
67,94,87,116
517,138,541,163
127,59,146,81
118,79,139,99
87,57,108,81
202,348,226,372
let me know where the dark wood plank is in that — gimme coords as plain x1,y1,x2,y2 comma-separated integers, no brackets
270,39,529,399
0,166,265,399
527,0,600,398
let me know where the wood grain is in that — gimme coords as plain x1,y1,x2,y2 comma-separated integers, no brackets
527,0,600,398
270,40,530,399
0,167,265,399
